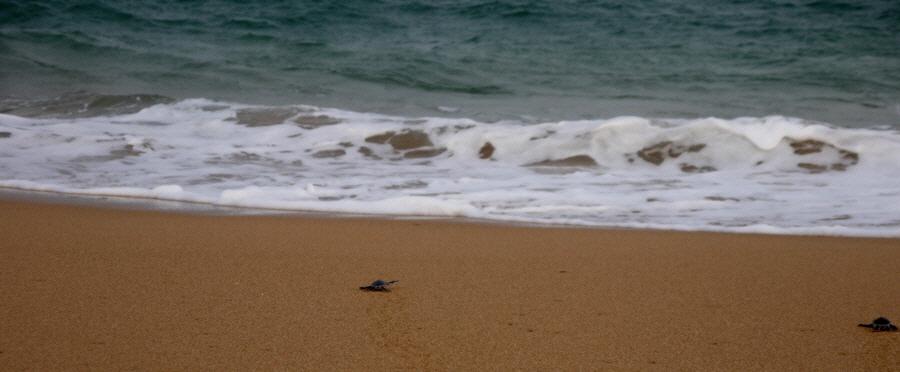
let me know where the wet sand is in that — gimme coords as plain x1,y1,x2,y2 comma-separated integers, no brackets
1,199,898,371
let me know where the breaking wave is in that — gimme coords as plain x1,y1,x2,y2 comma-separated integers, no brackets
1,98,899,236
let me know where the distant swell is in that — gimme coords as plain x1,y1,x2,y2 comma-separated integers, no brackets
3,0,898,127
0,92,176,119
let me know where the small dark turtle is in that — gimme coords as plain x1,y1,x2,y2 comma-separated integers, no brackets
359,279,398,292
858,317,899,332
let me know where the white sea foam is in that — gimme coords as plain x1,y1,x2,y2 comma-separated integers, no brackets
1,100,899,237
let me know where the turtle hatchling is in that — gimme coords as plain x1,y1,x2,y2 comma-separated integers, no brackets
359,280,399,292
858,317,899,332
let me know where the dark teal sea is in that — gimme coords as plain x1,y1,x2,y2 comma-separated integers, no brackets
2,0,899,128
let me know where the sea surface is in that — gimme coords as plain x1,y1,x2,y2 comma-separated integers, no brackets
1,0,899,236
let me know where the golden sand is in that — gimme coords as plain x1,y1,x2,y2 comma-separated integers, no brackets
1,199,898,371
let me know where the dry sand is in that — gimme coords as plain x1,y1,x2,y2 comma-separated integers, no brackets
1,198,898,371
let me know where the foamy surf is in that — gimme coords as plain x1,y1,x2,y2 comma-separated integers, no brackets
1,99,898,237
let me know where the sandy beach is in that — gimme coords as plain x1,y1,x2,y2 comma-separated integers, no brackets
1,198,898,371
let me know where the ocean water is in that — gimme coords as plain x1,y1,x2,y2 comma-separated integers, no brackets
1,0,899,236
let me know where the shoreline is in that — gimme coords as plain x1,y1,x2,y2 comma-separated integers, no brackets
2,198,899,370
2,187,897,238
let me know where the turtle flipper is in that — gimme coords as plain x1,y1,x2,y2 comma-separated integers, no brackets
360,286,389,292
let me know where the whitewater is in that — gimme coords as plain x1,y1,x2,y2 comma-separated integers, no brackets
1,98,898,237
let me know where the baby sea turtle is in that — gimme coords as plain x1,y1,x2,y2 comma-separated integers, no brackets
359,280,399,292
858,317,899,332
